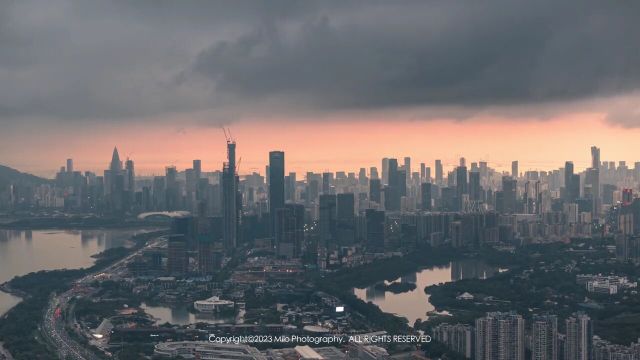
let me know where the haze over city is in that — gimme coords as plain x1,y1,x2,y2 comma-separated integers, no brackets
3,2,640,360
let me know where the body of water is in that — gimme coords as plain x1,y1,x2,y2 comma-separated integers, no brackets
141,303,241,326
0,228,152,316
353,259,499,326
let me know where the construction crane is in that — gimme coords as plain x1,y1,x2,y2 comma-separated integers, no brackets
221,126,235,143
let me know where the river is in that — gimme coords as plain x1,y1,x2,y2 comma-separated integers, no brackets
0,228,154,316
353,259,500,326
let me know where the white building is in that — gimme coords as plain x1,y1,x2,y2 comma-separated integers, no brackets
193,296,235,313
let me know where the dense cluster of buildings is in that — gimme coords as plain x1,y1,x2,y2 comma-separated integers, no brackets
5,145,640,268
433,312,609,360
576,274,637,295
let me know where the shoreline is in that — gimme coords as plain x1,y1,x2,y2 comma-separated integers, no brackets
0,227,167,318
0,341,14,360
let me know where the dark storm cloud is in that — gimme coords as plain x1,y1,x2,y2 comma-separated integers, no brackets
191,1,640,109
1,0,640,125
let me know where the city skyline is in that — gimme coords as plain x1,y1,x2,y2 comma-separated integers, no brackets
3,2,640,359
5,116,640,178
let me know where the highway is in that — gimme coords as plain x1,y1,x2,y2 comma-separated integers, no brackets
42,237,163,360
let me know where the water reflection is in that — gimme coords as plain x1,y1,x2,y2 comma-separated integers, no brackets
353,259,497,326
141,303,238,326
0,229,153,316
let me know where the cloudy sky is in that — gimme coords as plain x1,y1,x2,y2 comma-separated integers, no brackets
2,0,640,176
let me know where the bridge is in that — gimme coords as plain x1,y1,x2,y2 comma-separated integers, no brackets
137,211,191,220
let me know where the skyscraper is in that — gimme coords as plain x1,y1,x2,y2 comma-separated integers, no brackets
66,158,73,173
404,156,411,184
382,158,389,185
369,178,381,204
385,158,401,211
591,146,600,169
222,141,238,251
319,194,337,248
365,209,385,251
532,315,558,360
167,234,188,275
499,176,517,213
435,159,443,185
455,164,468,210
269,151,285,237
322,172,331,194
589,146,601,218
336,193,355,245
564,312,592,360
475,312,525,360
512,160,519,178
105,147,125,214
564,161,579,202
193,159,202,179
370,166,379,180
469,171,480,202
421,182,432,211
274,204,304,258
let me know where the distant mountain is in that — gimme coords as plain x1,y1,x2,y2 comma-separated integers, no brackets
0,165,51,189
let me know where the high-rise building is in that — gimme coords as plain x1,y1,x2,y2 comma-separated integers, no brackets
105,147,125,214
319,194,337,248
165,166,179,211
222,141,238,251
564,161,580,202
167,234,188,275
66,158,73,173
421,182,432,211
269,151,286,237
193,159,202,179
285,171,296,202
385,158,401,211
336,193,355,245
274,204,304,258
591,146,600,169
369,178,381,204
382,158,389,185
365,209,385,251
498,176,517,213
589,146,601,218
370,167,379,180
469,171,481,202
475,312,525,360
532,315,558,360
433,323,473,359
512,160,519,178
455,165,468,210
564,312,592,360
404,156,411,184
435,160,443,185
358,168,368,186
322,172,332,194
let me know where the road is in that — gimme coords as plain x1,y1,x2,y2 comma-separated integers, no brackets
42,237,163,360
0,342,14,360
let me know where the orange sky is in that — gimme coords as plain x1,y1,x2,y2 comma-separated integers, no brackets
3,112,640,178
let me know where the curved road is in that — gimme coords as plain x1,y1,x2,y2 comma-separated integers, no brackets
42,237,162,359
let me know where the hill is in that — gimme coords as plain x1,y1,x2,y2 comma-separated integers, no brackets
0,165,51,189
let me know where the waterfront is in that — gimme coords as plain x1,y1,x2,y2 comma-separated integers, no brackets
141,303,241,326
0,229,153,316
353,259,499,326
